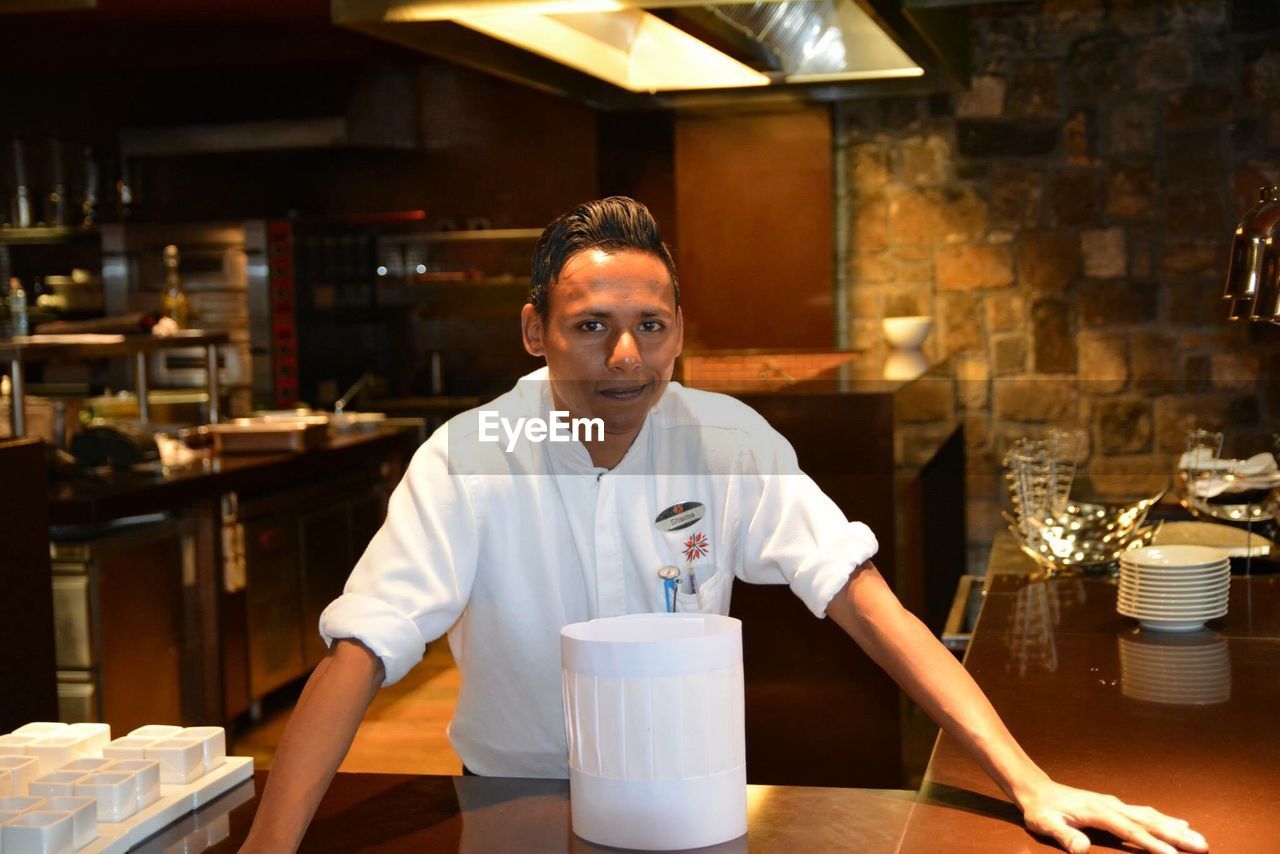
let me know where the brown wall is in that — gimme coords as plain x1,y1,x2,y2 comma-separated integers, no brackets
675,107,835,350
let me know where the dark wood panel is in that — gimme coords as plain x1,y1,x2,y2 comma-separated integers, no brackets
675,107,835,350
0,438,59,729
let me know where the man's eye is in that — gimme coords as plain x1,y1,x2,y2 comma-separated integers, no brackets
639,320,665,332
578,320,605,332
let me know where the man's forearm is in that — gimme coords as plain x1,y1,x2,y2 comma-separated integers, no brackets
241,638,385,853
825,564,1050,807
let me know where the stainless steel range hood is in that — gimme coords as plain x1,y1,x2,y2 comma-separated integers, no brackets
332,0,968,108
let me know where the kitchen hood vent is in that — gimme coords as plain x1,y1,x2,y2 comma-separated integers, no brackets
333,0,968,108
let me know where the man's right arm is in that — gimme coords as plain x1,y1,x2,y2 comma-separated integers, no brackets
239,638,385,853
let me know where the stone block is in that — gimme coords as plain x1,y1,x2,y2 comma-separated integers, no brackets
898,377,956,423
1081,228,1127,279
1063,110,1094,164
1078,330,1128,394
1039,0,1106,57
986,290,1025,331
1163,190,1226,237
1210,352,1261,391
938,243,1014,291
1112,0,1164,35
1159,241,1224,280
1183,354,1210,392
1017,232,1080,296
1244,45,1280,109
1166,130,1225,189
957,120,1059,158
992,333,1028,375
849,143,892,188
1106,101,1158,155
1106,162,1156,220
1078,280,1156,325
956,75,1006,118
1065,34,1126,105
1084,454,1173,500
1165,84,1235,129
990,165,1044,229
851,192,889,253
1154,395,1232,452
1166,281,1226,325
956,353,992,410
1234,162,1280,218
1134,34,1195,93
1130,330,1180,393
939,291,984,355
1007,61,1061,118
898,135,952,186
1095,398,1153,454
889,186,988,246
850,253,894,285
848,287,882,319
966,499,1003,544
1127,227,1155,279
1168,0,1227,31
884,288,930,318
1051,170,1103,226
993,376,1079,422
1032,299,1076,374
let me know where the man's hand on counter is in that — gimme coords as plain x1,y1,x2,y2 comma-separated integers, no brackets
1015,779,1207,854
825,564,1209,854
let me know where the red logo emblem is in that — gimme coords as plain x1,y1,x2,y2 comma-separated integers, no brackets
682,532,709,562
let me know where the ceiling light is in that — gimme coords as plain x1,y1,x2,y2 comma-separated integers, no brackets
458,9,770,92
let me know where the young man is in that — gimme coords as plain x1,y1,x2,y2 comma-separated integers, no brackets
242,198,1207,854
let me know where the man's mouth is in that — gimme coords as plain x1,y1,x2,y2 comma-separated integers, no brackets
597,383,651,401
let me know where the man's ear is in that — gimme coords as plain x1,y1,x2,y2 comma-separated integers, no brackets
674,305,684,358
521,303,545,358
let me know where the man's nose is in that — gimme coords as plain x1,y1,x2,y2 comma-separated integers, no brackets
608,331,641,370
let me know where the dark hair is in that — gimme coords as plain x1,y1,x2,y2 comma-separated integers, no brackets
529,196,679,315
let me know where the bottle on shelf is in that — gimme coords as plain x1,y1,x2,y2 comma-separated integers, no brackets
161,244,189,328
11,139,32,228
82,146,99,226
8,277,29,338
47,137,68,227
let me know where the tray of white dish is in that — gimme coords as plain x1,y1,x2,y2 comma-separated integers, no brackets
0,721,254,853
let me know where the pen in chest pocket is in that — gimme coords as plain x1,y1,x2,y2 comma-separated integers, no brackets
658,565,680,613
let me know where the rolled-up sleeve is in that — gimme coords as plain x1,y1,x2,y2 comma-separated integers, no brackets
734,421,879,618
319,425,479,685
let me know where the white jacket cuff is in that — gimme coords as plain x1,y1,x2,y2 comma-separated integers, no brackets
319,592,427,686
793,521,880,618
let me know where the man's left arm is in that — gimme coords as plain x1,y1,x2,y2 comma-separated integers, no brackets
825,562,1209,854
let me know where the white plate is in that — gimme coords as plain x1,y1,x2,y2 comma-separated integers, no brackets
1136,617,1216,632
1151,520,1275,557
1122,545,1232,567
1119,605,1228,621
1119,575,1230,588
1117,597,1230,613
1117,587,1230,602
1119,560,1230,574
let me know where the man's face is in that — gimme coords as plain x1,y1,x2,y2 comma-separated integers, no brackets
521,249,683,437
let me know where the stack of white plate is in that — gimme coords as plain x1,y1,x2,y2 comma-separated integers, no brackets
1117,545,1231,632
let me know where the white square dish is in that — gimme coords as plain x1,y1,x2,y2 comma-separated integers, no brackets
101,736,157,762
36,797,97,849
73,772,137,823
9,724,67,739
0,796,45,813
104,759,161,809
60,724,111,754
28,773,86,799
144,739,204,785
25,738,90,776
179,727,227,773
126,726,183,741
2,809,75,854
0,756,41,796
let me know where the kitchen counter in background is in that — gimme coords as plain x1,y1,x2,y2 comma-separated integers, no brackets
38,426,420,734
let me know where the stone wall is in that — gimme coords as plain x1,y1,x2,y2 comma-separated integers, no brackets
836,0,1280,572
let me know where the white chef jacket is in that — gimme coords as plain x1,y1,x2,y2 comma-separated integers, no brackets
319,367,879,778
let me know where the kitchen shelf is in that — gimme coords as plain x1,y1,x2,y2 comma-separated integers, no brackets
412,228,542,244
0,225,100,246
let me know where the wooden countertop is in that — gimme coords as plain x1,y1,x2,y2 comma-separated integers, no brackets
140,579,1279,851
902,573,1280,852
139,772,920,853
48,426,418,526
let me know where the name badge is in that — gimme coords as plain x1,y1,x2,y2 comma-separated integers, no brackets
654,501,705,532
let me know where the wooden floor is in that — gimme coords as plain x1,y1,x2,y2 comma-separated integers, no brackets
232,641,462,773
